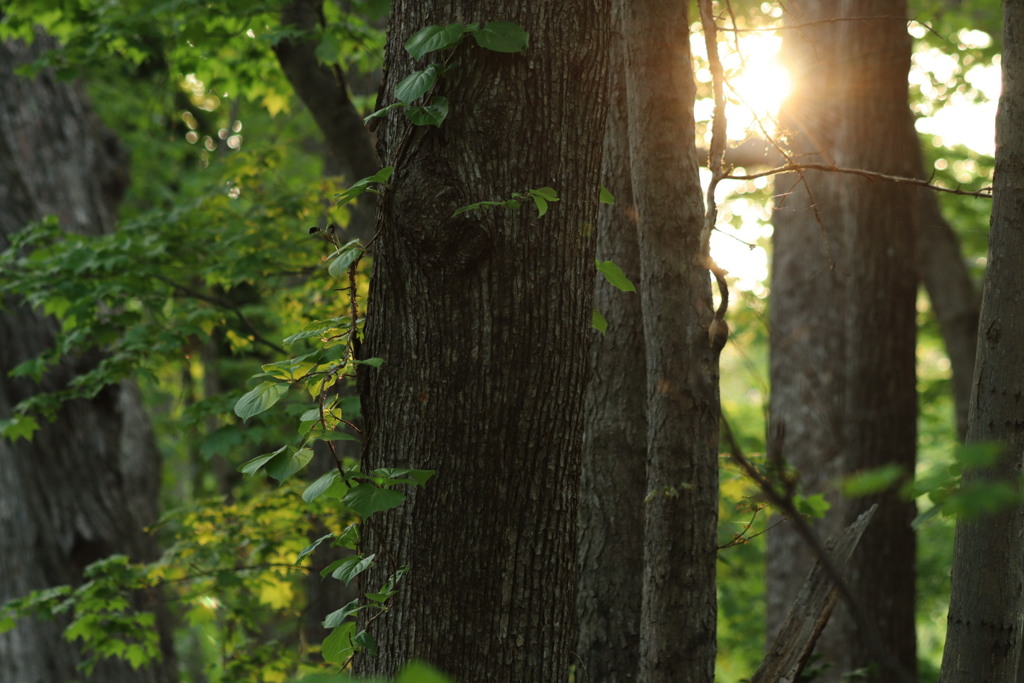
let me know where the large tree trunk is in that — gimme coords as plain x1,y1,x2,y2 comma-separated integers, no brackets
357,3,610,680
939,1,1024,678
624,1,720,680
767,2,918,680
0,37,174,682
576,2,647,679
766,0,848,653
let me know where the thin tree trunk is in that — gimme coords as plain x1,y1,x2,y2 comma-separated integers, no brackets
576,3,646,680
939,2,1024,678
622,1,720,680
0,35,174,683
357,2,610,679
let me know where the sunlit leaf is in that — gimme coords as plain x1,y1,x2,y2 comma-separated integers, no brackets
596,260,636,292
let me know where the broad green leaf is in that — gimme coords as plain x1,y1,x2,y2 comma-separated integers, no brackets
327,242,364,278
596,260,637,292
406,95,449,127
336,166,395,206
322,598,361,629
266,447,314,483
344,483,407,517
592,309,608,334
472,22,529,53
234,381,289,420
355,357,385,368
530,186,559,202
405,23,473,60
395,65,438,104
532,195,549,217
296,533,333,564
321,621,356,665
353,629,378,657
331,553,376,585
334,524,360,550
314,31,341,65
600,185,615,204
302,470,341,503
238,445,287,475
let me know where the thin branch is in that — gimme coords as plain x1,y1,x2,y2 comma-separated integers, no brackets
726,162,993,198
153,274,287,354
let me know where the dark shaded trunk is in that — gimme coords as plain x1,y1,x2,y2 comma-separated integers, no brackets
576,2,646,679
939,2,1024,679
357,2,610,679
0,36,174,683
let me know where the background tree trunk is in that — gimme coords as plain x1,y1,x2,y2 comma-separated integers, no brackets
0,36,174,683
623,1,720,680
939,1,1024,678
767,2,918,679
576,2,646,679
357,2,610,679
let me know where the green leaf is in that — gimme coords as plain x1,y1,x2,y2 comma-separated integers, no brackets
355,357,385,368
266,447,314,483
794,493,831,519
600,185,616,205
344,483,407,517
234,381,289,420
314,31,341,65
296,533,333,564
331,553,376,585
592,309,608,334
405,23,474,60
596,260,637,292
336,166,395,206
353,629,378,657
327,241,364,278
395,65,438,104
406,96,449,127
302,470,341,503
843,464,905,497
322,598,361,629
238,446,287,476
472,22,529,53
321,621,356,665
363,102,403,125
0,414,40,442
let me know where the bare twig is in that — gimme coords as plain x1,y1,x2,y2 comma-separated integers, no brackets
726,162,993,198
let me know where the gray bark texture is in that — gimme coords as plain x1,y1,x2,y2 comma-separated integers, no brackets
356,2,610,680
939,1,1024,679
623,1,720,680
768,2,918,680
0,37,174,683
576,2,646,680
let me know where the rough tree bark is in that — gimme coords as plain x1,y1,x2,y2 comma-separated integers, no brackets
576,2,646,679
0,36,174,683
357,2,610,679
768,2,918,680
624,1,720,680
939,1,1024,678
